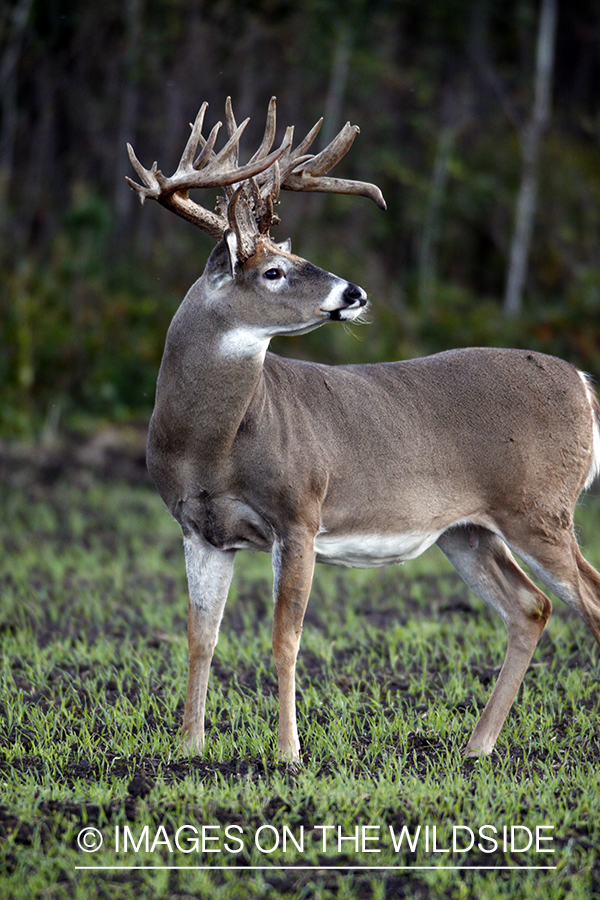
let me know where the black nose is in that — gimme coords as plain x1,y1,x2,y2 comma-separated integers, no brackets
343,283,366,306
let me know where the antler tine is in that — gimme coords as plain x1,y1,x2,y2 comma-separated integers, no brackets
284,172,387,209
160,110,248,190
253,119,320,194
126,144,160,203
211,116,250,169
281,121,387,210
248,96,277,165
224,97,239,169
254,124,293,202
192,120,222,171
179,102,209,170
283,118,322,170
250,109,320,197
297,122,359,177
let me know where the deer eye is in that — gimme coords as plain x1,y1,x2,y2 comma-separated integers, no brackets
264,267,284,280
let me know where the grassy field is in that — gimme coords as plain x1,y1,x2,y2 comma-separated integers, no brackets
1,447,600,899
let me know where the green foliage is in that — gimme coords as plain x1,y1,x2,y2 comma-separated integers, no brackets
0,187,182,434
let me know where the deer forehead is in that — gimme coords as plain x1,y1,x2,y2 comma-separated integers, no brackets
242,240,296,270
241,246,347,291
241,235,340,273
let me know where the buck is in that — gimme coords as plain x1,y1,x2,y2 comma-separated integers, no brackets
127,96,600,761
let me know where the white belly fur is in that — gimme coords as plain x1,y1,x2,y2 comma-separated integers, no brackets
314,531,444,568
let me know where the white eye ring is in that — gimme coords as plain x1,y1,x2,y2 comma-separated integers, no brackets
264,267,284,281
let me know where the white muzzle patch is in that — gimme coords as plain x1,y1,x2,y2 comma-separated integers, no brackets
320,279,367,320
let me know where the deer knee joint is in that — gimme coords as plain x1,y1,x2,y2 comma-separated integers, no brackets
273,632,301,670
518,586,552,623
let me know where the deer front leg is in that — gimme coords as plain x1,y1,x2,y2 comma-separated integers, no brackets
437,526,552,756
180,535,235,755
272,529,316,763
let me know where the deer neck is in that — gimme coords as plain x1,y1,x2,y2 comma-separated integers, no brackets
149,290,267,484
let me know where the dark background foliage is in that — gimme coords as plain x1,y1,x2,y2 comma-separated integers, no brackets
1,0,600,434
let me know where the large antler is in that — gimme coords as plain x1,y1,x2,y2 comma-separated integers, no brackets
126,96,386,258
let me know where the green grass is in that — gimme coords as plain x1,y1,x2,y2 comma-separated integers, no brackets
1,466,600,899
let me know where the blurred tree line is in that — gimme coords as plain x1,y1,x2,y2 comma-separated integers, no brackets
1,0,600,436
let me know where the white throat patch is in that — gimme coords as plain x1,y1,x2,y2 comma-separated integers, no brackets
219,326,271,360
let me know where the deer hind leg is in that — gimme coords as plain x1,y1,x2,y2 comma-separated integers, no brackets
180,535,235,755
272,528,316,763
437,526,552,756
505,531,600,648
573,548,600,645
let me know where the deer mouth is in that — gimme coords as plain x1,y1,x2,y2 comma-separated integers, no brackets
321,281,367,320
328,305,366,321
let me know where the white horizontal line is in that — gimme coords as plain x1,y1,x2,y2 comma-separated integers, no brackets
75,865,558,871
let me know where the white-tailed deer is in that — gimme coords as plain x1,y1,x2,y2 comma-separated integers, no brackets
128,96,600,760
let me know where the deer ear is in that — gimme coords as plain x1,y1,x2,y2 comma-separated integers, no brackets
277,238,292,253
206,235,236,286
225,230,240,274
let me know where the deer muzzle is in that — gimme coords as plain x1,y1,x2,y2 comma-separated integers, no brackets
324,282,367,321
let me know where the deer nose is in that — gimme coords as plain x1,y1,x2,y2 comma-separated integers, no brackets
343,283,367,307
